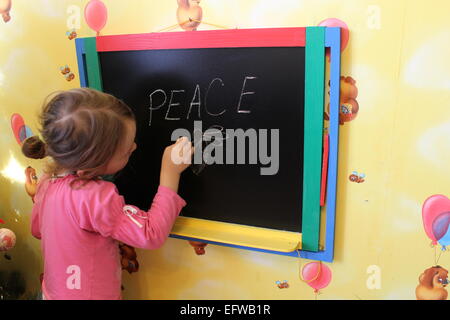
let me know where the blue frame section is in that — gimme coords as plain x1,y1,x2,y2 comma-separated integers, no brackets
74,28,341,262
75,38,88,87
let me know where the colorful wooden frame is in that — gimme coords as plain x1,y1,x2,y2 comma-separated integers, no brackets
301,27,341,262
75,26,340,262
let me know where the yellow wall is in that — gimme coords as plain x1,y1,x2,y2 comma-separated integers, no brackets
0,0,449,299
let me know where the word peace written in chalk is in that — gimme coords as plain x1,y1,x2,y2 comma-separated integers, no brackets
148,76,257,126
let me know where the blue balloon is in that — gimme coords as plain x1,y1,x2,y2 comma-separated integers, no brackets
25,125,33,139
18,125,34,143
438,224,450,248
432,212,450,241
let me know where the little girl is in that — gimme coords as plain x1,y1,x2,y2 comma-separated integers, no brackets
22,88,193,300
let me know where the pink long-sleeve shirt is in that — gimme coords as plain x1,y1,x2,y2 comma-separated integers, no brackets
31,174,186,300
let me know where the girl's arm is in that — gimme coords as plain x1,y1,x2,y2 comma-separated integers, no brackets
159,136,192,193
77,181,186,250
113,184,186,249
31,206,42,240
77,138,193,249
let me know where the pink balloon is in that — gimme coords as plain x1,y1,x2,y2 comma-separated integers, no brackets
318,18,349,52
318,18,349,62
301,261,332,293
84,0,107,35
422,195,450,245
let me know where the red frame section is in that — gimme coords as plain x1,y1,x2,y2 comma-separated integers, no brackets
96,27,306,52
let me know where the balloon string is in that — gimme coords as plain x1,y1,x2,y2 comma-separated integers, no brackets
189,18,230,30
156,20,190,32
434,246,438,265
155,18,230,33
301,261,322,283
297,251,323,300
436,247,443,265
435,246,437,265
297,250,322,284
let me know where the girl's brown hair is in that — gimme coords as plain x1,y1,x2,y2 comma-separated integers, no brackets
22,88,135,184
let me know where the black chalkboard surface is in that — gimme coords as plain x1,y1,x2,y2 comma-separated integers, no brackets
99,47,305,232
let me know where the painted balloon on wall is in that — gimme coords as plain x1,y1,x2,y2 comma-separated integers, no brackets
11,113,33,145
301,261,332,294
0,0,11,23
0,228,16,251
317,18,349,62
422,195,450,246
84,0,108,36
432,212,450,250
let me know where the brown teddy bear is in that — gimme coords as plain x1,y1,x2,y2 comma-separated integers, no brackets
416,265,449,300
176,0,202,31
325,76,359,125
119,243,139,274
188,241,208,255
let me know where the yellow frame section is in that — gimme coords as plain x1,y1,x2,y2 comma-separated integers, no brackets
171,217,302,252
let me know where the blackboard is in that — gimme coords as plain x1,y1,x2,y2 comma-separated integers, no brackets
99,46,305,232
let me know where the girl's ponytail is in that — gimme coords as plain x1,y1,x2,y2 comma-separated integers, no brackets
22,136,47,159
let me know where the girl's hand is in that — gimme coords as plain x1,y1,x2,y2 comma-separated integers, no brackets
160,137,194,192
163,137,194,174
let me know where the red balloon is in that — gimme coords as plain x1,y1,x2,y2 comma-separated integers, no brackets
10,113,25,145
301,261,332,293
318,18,349,51
84,0,107,35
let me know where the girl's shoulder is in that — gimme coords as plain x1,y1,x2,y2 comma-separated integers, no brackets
33,173,52,203
69,178,124,213
70,176,118,193
37,174,119,199
33,175,122,216
69,177,121,202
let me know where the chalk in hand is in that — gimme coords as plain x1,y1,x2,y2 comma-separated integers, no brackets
172,136,194,165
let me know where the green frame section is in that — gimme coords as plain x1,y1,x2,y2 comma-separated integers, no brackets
301,27,325,252
84,37,103,91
